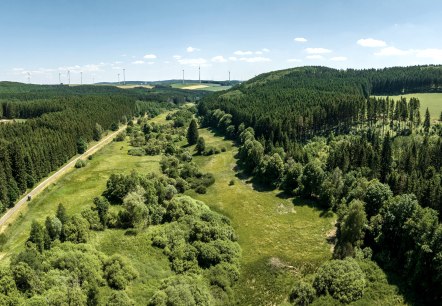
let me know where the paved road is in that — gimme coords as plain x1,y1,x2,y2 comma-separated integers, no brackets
0,125,126,230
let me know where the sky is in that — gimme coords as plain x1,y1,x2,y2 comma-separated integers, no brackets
1,0,442,84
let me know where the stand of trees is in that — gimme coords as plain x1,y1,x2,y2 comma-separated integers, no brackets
198,65,442,304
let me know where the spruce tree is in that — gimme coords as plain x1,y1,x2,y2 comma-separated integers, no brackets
380,133,392,182
187,119,199,145
423,108,431,133
56,203,68,224
196,137,205,154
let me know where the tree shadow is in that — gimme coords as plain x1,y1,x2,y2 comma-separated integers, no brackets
291,196,334,218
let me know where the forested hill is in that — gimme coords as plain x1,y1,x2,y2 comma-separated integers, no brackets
199,65,442,143
0,84,202,213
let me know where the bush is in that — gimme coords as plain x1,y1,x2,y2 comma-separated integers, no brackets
115,131,126,142
229,179,235,186
313,258,366,303
128,148,145,156
221,147,227,152
75,159,87,168
195,185,207,194
103,254,138,290
290,280,316,305
87,154,94,160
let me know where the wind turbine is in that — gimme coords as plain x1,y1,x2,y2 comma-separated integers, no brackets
118,73,120,84
199,66,201,84
67,70,71,85
182,69,185,84
27,72,31,84
80,72,83,85
59,72,61,84
123,69,126,85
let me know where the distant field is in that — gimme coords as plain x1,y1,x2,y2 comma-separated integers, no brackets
378,93,442,121
171,82,231,92
116,84,154,89
189,128,335,305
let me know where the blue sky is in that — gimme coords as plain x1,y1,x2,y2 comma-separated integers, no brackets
1,0,442,84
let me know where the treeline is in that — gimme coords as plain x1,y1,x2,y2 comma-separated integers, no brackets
201,102,442,303
0,83,197,213
199,65,442,147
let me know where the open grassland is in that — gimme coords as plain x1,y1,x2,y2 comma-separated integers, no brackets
188,128,336,305
0,137,161,261
116,84,154,89
379,93,442,121
171,82,231,92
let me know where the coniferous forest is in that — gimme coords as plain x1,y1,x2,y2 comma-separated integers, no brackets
199,65,442,304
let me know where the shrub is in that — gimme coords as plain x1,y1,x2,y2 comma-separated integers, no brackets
115,131,126,142
229,179,235,186
103,255,138,290
87,154,94,160
313,258,366,303
128,148,145,156
75,159,87,168
195,185,207,194
290,280,316,305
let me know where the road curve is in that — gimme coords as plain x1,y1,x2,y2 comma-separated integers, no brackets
0,125,126,231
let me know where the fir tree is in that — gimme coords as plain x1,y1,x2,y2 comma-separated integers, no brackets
186,119,199,145
423,107,431,133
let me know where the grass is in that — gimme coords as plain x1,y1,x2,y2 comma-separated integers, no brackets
171,83,231,92
0,137,161,262
378,93,442,121
188,128,336,305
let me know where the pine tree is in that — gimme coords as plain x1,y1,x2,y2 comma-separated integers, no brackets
195,137,206,154
380,133,392,182
423,108,431,133
56,203,68,224
186,119,199,145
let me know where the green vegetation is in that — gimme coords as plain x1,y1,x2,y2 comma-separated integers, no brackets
379,93,442,120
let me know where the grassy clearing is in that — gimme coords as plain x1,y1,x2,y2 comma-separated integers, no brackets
188,128,335,305
171,83,231,92
0,137,161,262
379,93,442,121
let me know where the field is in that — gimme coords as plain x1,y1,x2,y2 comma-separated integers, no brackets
378,93,442,121
0,119,27,124
188,128,335,305
171,82,232,92
0,136,161,261
116,84,154,89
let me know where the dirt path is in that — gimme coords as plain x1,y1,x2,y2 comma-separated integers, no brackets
0,125,126,232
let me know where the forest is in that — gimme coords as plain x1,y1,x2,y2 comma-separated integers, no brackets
198,65,442,305
0,83,204,214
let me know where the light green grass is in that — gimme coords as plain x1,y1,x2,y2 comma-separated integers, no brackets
171,83,231,91
188,128,336,305
379,93,442,121
0,138,161,261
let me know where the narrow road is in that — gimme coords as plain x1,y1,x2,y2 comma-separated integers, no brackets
0,125,126,230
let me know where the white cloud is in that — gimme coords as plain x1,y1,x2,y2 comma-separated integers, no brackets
330,56,348,61
294,37,307,43
228,56,238,61
58,64,104,73
234,50,253,56
147,62,155,65
12,68,24,72
414,48,442,61
374,47,410,56
113,61,123,64
186,46,200,53
287,59,302,62
262,48,270,52
357,38,387,48
143,54,157,59
305,48,332,54
211,55,228,63
239,57,271,63
255,51,263,55
112,66,122,70
131,60,145,64
164,61,171,64
306,55,325,60
178,58,208,66
173,55,182,60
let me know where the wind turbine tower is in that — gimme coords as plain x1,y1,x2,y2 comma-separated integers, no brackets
123,69,126,85
229,71,231,83
27,72,31,84
80,72,83,85
118,73,120,84
199,66,201,84
182,69,185,84
67,70,71,85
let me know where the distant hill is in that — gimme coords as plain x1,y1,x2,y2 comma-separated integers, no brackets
199,65,442,143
